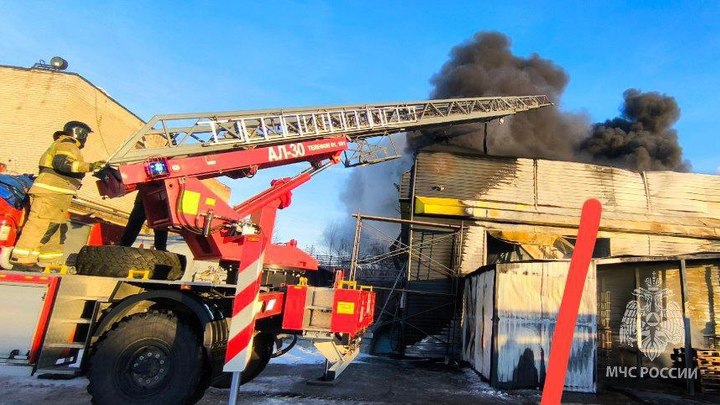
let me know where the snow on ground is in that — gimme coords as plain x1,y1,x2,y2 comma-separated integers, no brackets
0,371,88,389
269,340,379,366
0,367,90,405
268,341,324,365
0,354,535,404
461,367,511,398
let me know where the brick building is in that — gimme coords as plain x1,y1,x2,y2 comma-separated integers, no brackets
0,64,229,274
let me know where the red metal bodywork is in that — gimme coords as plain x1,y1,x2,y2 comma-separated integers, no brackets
0,198,24,247
256,291,285,320
86,222,125,246
93,134,374,369
330,288,375,336
99,137,349,195
98,136,347,265
265,240,318,271
281,285,375,337
281,285,308,331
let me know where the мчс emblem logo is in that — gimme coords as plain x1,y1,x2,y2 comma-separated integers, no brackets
619,272,684,361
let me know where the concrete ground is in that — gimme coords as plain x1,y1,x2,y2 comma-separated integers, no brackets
0,354,716,404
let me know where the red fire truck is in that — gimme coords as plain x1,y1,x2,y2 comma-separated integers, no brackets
0,96,550,404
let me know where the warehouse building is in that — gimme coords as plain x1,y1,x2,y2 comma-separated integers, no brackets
377,146,720,393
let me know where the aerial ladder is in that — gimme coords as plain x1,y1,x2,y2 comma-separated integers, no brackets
0,95,551,405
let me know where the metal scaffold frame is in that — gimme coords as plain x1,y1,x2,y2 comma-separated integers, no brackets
347,214,466,357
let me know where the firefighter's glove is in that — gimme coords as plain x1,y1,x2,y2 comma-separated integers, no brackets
89,161,107,171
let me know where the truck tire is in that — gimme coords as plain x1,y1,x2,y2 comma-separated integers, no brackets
75,246,185,281
210,332,274,388
87,310,207,405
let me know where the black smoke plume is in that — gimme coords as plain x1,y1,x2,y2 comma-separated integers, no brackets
409,32,689,172
580,89,688,171
408,32,588,162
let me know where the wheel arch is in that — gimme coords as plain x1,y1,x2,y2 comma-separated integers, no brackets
93,290,222,344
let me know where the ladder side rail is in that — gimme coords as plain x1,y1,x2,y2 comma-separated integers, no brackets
110,109,523,164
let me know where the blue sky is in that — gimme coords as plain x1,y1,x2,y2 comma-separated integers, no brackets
2,1,719,246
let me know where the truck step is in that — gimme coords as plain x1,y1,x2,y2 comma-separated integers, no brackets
35,367,79,376
0,358,31,366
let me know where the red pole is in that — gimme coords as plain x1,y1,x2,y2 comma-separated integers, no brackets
541,199,602,405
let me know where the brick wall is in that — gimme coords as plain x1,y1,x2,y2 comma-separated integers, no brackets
0,65,141,214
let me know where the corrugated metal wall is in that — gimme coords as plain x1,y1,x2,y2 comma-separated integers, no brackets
414,152,720,220
414,152,534,204
462,261,597,392
462,270,494,378
646,172,720,217
459,225,486,275
685,260,720,346
537,160,647,214
413,151,720,256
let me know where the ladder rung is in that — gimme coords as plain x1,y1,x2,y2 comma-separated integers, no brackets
61,295,109,302
45,343,85,349
56,318,92,324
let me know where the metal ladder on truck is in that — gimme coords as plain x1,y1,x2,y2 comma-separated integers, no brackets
106,95,552,167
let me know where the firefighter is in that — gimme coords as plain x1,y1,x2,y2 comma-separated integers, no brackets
10,121,105,269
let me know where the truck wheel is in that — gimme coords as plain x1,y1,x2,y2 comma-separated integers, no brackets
211,332,274,388
87,311,207,405
75,246,185,281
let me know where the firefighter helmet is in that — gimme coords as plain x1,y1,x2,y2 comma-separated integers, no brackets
62,121,93,147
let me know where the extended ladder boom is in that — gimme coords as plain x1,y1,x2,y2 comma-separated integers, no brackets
107,95,551,166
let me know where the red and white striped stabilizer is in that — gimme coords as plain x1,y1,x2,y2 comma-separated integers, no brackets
224,252,265,372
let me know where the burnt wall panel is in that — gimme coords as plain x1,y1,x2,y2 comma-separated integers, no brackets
414,152,534,204
464,261,596,393
685,260,720,347
408,228,456,281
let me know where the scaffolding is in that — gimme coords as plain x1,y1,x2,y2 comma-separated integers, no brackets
348,214,466,357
